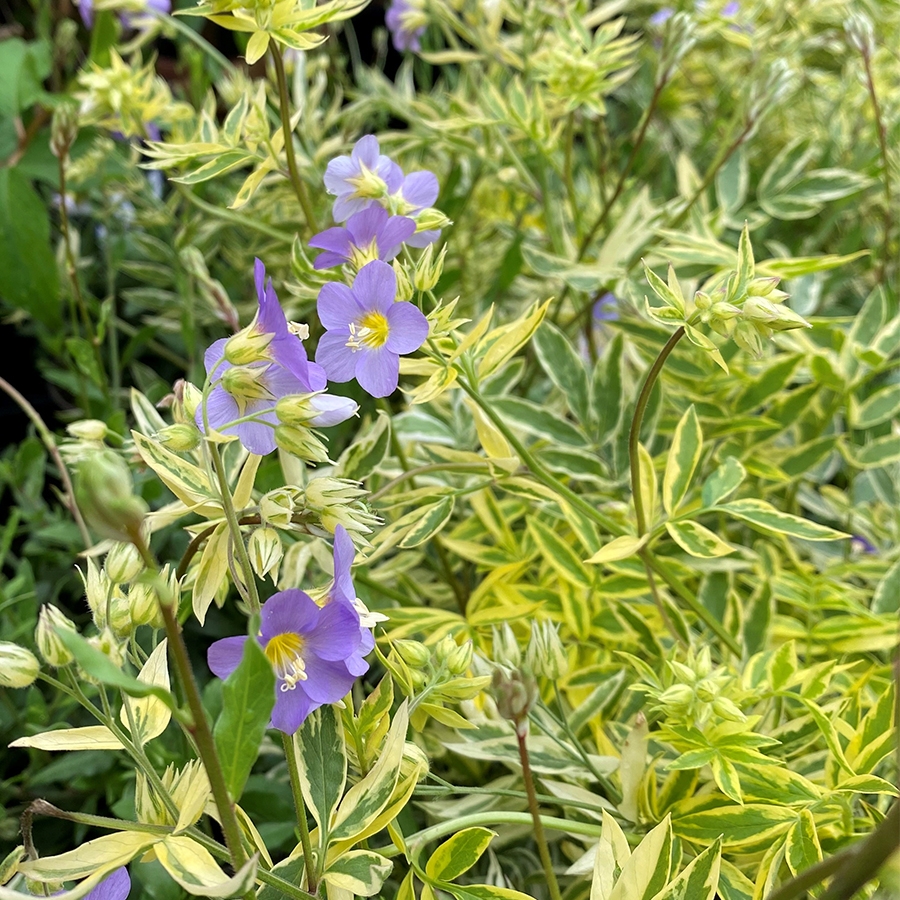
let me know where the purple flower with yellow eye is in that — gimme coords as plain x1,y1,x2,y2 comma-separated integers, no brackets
386,0,427,52
208,590,363,734
309,206,416,271
315,260,429,398
324,136,404,222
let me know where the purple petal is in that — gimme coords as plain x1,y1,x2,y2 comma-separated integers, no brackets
352,135,380,169
346,205,388,247
333,195,372,222
260,589,319,642
264,363,314,399
384,161,405,193
332,525,355,605
324,156,357,195
79,0,94,27
318,281,361,331
385,302,428,354
309,394,358,427
305,600,361,661
309,226,353,258
405,228,440,249
377,216,417,259
355,347,399,397
85,867,131,900
313,251,350,271
401,171,439,210
204,338,229,374
254,258,266,304
316,332,356,383
307,361,328,392
198,385,240,433
353,260,396,313
258,278,289,342
271,688,315,734
302,657,358,704
208,637,248,681
232,419,276,456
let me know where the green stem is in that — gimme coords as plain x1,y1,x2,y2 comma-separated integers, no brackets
517,727,563,900
270,46,319,232
282,732,318,893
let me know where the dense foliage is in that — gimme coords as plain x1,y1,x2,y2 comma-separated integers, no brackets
0,1,897,900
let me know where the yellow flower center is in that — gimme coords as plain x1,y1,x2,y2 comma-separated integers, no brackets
348,239,381,271
346,312,390,351
264,632,307,690
346,164,387,200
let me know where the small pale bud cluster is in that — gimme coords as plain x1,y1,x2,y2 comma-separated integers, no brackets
155,423,201,452
249,526,284,583
0,642,40,688
392,260,415,302
172,380,202,423
60,419,110,464
50,102,79,160
652,647,745,727
274,425,330,463
491,623,522,669
75,450,148,545
525,621,568,680
490,668,538,733
259,487,302,529
302,477,380,537
414,243,448,293
224,324,274,367
106,541,145,585
34,606,78,667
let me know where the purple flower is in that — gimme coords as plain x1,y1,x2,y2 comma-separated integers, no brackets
208,590,363,733
309,206,417,270
649,6,674,25
25,868,131,900
77,0,169,29
390,170,441,248
324,136,404,223
197,259,356,456
593,292,619,322
315,260,429,398
722,1,739,14
851,535,877,555
386,0,427,52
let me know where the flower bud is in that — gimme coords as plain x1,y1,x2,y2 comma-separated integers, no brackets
86,628,125,673
224,325,274,367
275,425,330,462
34,606,77,667
414,243,447,292
108,589,134,638
276,393,358,429
80,558,111,629
106,541,144,585
0,642,40,688
249,527,283,582
446,640,474,675
66,419,108,442
156,423,201,452
490,668,537,728
435,635,459,665
712,696,746,722
130,567,177,628
173,380,203,421
657,684,694,710
525,621,568,680
394,639,431,669
694,681,716,703
392,259,414,302
260,488,299,529
221,364,273,401
50,102,79,159
410,669,428,690
414,207,452,233
75,450,148,544
492,623,521,669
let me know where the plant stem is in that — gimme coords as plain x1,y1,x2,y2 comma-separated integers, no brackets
0,376,91,547
270,46,319,232
516,727,564,900
282,732,318,894
208,442,261,614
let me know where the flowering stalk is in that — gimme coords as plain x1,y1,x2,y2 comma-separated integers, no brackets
282,732,318,893
270,45,319,232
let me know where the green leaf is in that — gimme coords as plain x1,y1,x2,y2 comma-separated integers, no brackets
733,356,801,414
398,495,456,548
592,333,625,445
608,816,672,900
845,435,900,469
295,704,347,838
767,641,796,691
0,168,60,326
443,884,535,900
55,629,174,707
585,534,649,565
533,322,590,423
663,406,703,515
213,637,276,802
674,803,796,852
711,756,742,803
19,832,158,882
649,837,721,900
528,517,592,588
493,396,588,446
0,38,51,115
873,557,900,614
425,827,495,882
852,383,900,429
336,411,391,481
718,498,849,541
666,521,735,558
784,809,821,876
795,697,855,775
322,850,393,896
156,835,258,897
701,457,745,508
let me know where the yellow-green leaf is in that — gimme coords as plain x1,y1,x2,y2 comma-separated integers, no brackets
193,524,230,625
718,498,849,541
119,639,171,745
20,832,157,881
665,520,735,558
585,534,649,565
322,850,392,897
9,725,123,751
426,827,495,882
156,835,257,897
663,406,702,516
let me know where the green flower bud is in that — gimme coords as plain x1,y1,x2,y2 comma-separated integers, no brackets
414,243,447,293
249,527,284,582
156,423,201,452
221,364,274,402
130,567,177,628
0,642,40,688
525,621,568,680
490,668,537,729
435,635,459,665
694,681,716,703
79,557,111,629
224,325,274,367
712,696,746,722
492,623,521,669
259,487,298,529
275,425,330,463
75,450,148,544
34,605,77,667
392,259,414,302
657,684,694,710
446,640,474,676
394,639,431,669
415,208,452,233
669,660,696,684
106,541,144,585
173,380,203,421
410,669,428,690
66,419,108,442
50,102,79,159
85,628,125,675
108,589,134,638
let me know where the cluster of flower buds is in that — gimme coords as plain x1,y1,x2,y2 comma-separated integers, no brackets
301,477,380,538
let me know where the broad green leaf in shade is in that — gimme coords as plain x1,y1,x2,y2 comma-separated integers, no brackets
213,636,276,802
784,809,821,876
119,639,171,745
398,495,456,548
528,517,592,588
585,535,649,565
700,457,745,508
872,557,900,614
330,701,409,841
852,383,900,429
742,580,771,657
322,850,392,896
193,524,230,625
0,168,60,326
592,332,625,445
665,521,735,558
592,811,631,900
717,498,849,541
674,803,796,852
425,827,496,882
131,430,216,508
608,816,672,900
663,406,703,515
638,443,658,527
649,837,721,900
844,435,900,469
9,725,123,751
19,832,157,881
533,322,590,423
336,411,391,481
294,704,347,837
716,860,754,900
54,629,174,707
156,835,258,897
711,756,742,803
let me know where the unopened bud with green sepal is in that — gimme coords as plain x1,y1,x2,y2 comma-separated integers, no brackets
0,643,40,688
